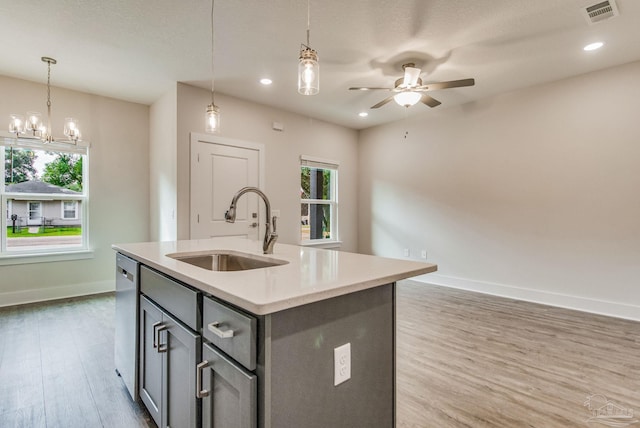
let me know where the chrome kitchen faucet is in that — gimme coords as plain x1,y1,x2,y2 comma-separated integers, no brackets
225,187,278,254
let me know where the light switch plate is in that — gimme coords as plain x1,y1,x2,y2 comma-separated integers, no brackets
334,343,351,386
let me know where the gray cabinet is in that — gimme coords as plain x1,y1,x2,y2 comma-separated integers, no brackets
200,342,257,428
139,296,201,428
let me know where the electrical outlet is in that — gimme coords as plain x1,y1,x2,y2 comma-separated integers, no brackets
421,250,427,259
334,343,351,386
403,248,410,257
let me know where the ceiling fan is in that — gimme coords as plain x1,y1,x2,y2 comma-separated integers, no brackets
349,63,475,109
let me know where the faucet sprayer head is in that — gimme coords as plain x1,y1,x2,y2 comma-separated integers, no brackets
224,206,236,223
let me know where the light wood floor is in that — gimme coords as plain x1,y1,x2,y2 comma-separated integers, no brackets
1,283,638,427
396,281,640,427
0,293,154,428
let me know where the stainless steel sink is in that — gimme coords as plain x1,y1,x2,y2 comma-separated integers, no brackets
166,250,288,271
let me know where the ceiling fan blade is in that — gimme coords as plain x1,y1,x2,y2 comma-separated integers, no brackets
421,94,442,108
349,87,392,91
417,78,475,91
371,95,395,109
402,66,421,87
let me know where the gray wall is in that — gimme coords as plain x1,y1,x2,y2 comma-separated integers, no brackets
357,60,640,320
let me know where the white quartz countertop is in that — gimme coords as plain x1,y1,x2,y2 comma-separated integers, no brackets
112,237,437,315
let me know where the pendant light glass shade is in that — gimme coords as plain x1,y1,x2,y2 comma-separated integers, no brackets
206,104,220,133
298,47,319,95
393,91,422,107
298,0,319,96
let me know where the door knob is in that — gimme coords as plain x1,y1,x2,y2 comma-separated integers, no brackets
249,222,258,228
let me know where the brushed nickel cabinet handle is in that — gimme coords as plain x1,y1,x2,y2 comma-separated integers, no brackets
196,361,210,398
153,322,168,353
208,321,234,338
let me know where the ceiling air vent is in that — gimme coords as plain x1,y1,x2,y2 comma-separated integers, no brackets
583,0,619,24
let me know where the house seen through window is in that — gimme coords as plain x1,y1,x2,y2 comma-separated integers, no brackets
2,144,87,255
300,156,338,244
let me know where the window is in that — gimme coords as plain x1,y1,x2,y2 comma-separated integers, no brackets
62,201,78,219
300,155,338,244
1,141,88,256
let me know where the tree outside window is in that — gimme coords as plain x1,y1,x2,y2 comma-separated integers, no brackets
300,156,338,243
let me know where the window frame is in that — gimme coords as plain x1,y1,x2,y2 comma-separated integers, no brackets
300,155,340,247
1,136,91,262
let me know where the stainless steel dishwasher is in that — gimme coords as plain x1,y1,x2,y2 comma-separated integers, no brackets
115,252,140,400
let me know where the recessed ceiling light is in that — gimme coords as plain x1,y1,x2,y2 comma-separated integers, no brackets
583,42,604,51
358,112,368,117
260,78,273,85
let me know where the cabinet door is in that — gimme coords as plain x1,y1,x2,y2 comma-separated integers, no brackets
201,343,257,428
163,312,201,428
139,296,163,427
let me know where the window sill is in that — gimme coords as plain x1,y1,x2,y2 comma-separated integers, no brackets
300,240,343,250
0,249,95,266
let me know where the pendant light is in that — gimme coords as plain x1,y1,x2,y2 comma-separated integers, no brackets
298,0,319,95
9,57,81,144
205,0,220,133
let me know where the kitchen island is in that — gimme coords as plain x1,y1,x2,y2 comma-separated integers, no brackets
113,237,437,428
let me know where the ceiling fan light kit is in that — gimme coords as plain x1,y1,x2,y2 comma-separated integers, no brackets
394,91,422,107
349,62,475,110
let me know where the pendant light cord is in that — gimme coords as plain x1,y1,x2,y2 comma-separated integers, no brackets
210,0,215,105
306,0,311,47
46,59,52,138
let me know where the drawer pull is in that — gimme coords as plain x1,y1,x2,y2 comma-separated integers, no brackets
153,322,168,353
208,322,234,338
196,361,210,398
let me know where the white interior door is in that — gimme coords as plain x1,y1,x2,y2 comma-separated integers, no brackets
190,136,261,240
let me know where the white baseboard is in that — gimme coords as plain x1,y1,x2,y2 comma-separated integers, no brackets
0,280,114,308
412,273,640,322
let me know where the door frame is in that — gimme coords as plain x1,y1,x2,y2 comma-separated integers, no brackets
189,133,265,239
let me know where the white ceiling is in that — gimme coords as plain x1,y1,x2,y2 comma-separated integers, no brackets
1,0,639,130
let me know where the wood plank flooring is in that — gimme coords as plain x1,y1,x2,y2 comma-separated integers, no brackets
0,293,154,428
1,283,638,427
396,281,640,428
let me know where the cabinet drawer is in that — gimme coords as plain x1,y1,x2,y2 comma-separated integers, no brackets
140,265,200,330
203,297,257,371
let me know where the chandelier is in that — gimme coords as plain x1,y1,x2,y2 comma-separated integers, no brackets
8,57,81,144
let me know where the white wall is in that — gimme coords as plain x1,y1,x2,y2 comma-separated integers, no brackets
358,60,640,320
0,75,149,306
175,83,359,252
149,86,178,242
